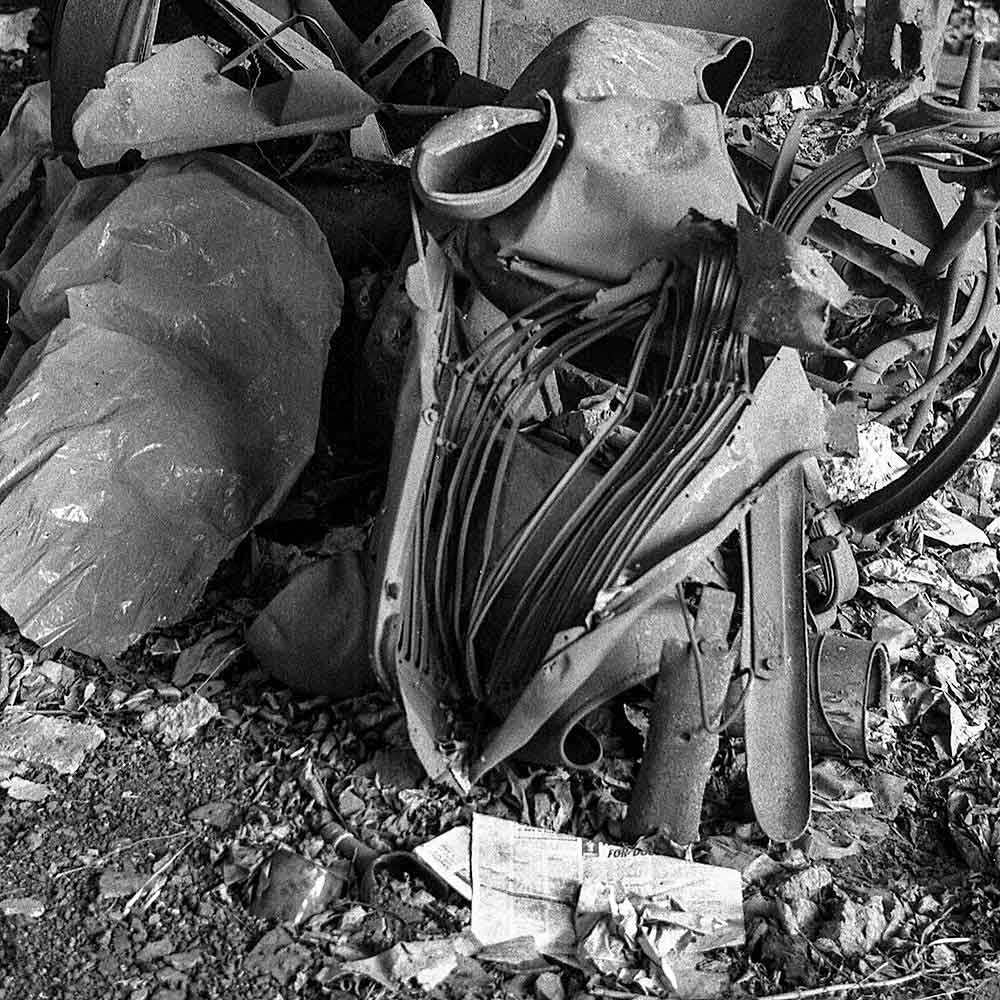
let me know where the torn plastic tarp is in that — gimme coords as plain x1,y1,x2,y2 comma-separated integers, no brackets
0,152,343,657
73,36,379,169
0,81,53,214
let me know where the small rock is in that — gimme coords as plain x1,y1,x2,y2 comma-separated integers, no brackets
534,971,565,1000
99,870,151,900
166,951,203,972
872,773,911,820
860,896,888,949
1,897,44,918
819,895,886,958
140,694,219,745
337,788,365,817
156,968,188,988
137,937,175,964
785,896,821,936
4,776,52,802
927,655,962,698
0,10,36,52
187,800,236,829
0,712,106,775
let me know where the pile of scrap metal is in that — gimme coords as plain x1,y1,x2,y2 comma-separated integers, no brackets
363,15,883,847
366,16,1000,848
9,1,1000,847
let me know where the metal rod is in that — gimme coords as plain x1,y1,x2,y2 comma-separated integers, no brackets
219,12,343,74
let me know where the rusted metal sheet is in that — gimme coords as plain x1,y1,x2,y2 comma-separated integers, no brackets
734,205,850,355
472,18,752,286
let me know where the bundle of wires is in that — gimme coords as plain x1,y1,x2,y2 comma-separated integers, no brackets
411,237,753,721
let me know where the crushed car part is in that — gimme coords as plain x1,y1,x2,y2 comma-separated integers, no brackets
809,631,890,762
757,90,1000,531
203,0,352,72
473,18,752,289
725,631,890,762
355,0,459,104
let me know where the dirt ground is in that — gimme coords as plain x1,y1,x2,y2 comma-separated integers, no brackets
4,11,1000,1000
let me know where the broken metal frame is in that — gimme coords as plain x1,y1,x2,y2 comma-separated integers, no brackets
752,106,1000,532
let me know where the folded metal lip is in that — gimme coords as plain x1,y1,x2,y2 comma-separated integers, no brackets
411,89,559,221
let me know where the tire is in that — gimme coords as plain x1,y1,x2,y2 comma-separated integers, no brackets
49,0,161,153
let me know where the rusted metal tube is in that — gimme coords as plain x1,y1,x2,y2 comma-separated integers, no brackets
624,617,732,845
959,36,985,113
921,186,998,277
726,629,890,762
808,630,890,761
905,252,964,450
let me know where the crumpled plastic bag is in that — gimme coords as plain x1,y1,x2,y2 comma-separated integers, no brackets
0,152,342,656
0,80,52,208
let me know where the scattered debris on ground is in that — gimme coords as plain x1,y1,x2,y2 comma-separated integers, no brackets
2,1,1000,999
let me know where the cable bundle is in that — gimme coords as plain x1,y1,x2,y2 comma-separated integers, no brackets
407,238,752,722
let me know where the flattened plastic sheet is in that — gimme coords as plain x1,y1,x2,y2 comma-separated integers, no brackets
0,152,343,656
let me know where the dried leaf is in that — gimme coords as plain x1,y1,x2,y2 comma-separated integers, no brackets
172,628,242,687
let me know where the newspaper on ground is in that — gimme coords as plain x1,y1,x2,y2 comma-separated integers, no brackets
413,825,473,900
470,813,743,961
